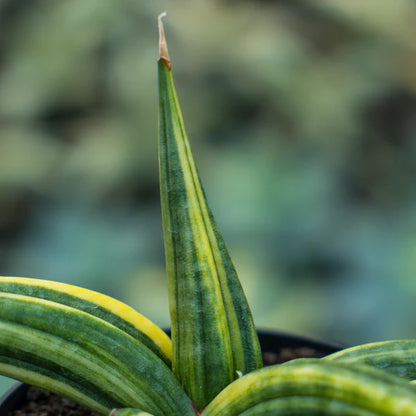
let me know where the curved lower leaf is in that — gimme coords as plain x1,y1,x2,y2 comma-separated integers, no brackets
324,340,416,380
201,359,416,416
0,276,171,366
0,292,194,416
0,357,111,415
238,397,377,416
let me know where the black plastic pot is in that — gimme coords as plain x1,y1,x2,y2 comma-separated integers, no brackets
0,382,29,414
0,329,344,414
257,328,344,357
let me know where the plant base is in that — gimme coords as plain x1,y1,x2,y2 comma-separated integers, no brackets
1,330,343,415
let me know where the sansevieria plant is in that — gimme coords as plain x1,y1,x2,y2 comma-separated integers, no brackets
2,14,416,416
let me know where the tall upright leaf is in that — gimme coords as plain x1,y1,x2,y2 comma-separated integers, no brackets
157,14,261,409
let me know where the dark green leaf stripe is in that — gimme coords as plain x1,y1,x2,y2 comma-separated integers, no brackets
0,276,171,365
158,19,261,409
0,292,195,416
324,339,416,380
201,359,416,416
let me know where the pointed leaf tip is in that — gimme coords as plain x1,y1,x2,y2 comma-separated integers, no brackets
157,19,262,406
158,12,171,68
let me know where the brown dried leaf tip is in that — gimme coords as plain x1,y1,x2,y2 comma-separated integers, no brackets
158,12,171,68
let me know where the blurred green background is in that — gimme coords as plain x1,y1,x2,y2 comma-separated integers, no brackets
1,0,416,395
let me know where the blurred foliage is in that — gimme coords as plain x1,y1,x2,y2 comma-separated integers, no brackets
1,1,416,393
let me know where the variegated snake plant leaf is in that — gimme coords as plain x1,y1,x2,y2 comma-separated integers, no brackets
1,12,416,416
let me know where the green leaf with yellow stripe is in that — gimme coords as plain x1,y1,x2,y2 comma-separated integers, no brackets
0,277,195,416
201,359,416,416
0,277,171,366
157,14,261,410
324,339,416,380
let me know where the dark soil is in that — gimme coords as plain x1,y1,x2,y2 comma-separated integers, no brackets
8,347,325,416
262,346,326,366
8,387,100,416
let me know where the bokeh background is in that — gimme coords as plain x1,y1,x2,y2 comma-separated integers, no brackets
1,0,416,395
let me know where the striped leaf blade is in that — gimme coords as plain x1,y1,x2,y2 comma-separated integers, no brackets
0,276,171,366
157,15,261,409
201,359,416,416
0,289,195,416
324,339,416,380
0,357,112,415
